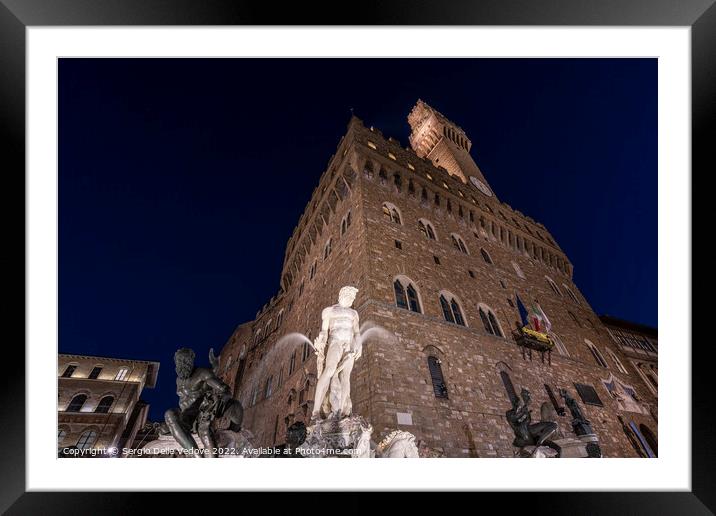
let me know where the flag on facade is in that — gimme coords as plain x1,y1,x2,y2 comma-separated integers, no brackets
529,301,543,332
516,294,530,328
538,303,552,333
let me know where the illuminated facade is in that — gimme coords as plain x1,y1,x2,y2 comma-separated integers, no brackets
57,353,160,456
217,100,658,457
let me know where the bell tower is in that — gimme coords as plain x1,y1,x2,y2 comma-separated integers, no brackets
408,100,494,198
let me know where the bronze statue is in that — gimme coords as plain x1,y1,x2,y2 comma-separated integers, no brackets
560,388,594,436
506,388,559,456
162,347,243,457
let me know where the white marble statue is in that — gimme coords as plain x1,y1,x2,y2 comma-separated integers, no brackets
376,430,420,458
311,286,361,421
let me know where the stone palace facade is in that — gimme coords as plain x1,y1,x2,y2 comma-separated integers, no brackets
217,100,658,458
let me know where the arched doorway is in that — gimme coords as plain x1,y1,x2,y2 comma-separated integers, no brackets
640,424,658,457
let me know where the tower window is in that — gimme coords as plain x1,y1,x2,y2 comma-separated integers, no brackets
382,202,402,224
418,219,437,240
288,351,296,375
478,305,503,337
546,276,562,297
433,255,441,265
451,234,468,254
115,367,129,381
586,340,608,368
88,366,102,379
439,293,465,326
394,240,402,250
427,356,448,398
480,248,493,265
394,277,422,314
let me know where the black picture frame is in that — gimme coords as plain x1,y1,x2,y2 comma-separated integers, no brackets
2,1,708,513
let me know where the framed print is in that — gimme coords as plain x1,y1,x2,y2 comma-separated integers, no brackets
2,0,710,512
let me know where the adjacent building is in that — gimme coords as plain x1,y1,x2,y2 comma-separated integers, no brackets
58,354,160,456
217,100,658,457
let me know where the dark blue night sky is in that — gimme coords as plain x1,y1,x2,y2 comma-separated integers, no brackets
59,58,657,420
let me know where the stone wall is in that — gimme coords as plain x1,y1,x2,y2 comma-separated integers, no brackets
218,114,657,457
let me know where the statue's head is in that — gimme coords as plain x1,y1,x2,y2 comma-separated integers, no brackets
521,388,531,404
338,286,359,308
174,347,196,379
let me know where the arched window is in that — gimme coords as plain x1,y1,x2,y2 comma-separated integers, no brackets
88,366,102,379
640,424,658,457
341,211,352,236
417,219,437,240
76,429,98,450
115,367,130,381
427,356,448,398
382,202,402,224
478,304,503,337
309,260,317,280
606,348,628,374
94,395,114,414
439,292,465,326
393,277,422,313
480,248,493,265
586,340,608,368
288,350,297,376
276,309,284,328
61,364,77,378
265,376,274,399
66,394,87,412
450,234,469,254
568,310,581,327
545,276,562,297
323,238,332,260
549,332,569,356
563,284,580,304
512,261,525,279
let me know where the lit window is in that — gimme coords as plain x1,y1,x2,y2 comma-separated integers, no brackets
442,182,450,190
367,141,377,150
76,430,98,450
426,173,433,181
115,367,129,381
407,163,415,171
388,152,396,160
